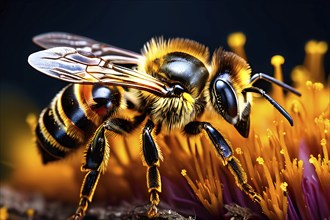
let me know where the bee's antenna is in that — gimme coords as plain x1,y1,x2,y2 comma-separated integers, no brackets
250,73,301,96
242,87,293,126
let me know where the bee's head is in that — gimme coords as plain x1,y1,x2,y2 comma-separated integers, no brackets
209,49,252,125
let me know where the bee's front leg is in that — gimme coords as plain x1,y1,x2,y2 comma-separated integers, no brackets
69,125,108,220
142,119,162,217
184,121,261,203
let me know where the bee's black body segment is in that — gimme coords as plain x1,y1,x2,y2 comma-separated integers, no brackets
61,85,96,133
91,84,121,111
43,108,79,149
35,123,66,163
160,52,209,95
35,83,123,164
104,115,146,135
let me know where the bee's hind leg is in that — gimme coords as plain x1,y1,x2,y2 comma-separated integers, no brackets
69,125,107,220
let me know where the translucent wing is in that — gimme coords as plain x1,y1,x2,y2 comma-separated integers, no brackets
32,32,142,64
28,47,171,96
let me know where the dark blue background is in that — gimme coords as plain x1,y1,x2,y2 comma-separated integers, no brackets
1,0,329,108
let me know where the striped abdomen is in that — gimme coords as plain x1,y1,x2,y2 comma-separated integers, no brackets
36,84,121,163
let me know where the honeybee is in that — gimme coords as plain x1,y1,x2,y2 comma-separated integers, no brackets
28,32,301,219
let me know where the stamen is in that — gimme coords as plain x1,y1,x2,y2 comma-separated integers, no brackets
304,40,328,82
227,32,247,60
271,55,285,103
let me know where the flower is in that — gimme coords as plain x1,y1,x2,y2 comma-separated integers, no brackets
1,33,329,220
175,33,329,219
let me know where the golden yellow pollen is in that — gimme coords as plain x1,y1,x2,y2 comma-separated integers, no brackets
271,55,285,66
309,156,317,164
256,156,264,165
227,32,246,48
305,40,328,54
227,32,247,59
181,169,187,176
280,182,288,192
235,147,243,155
305,40,318,54
292,102,300,113
304,40,328,82
314,82,324,90
305,81,325,91
280,149,285,154
320,138,327,146
306,80,313,88
267,128,272,138
316,41,328,53
291,66,309,87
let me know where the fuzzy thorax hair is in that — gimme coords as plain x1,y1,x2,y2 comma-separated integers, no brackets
139,37,210,77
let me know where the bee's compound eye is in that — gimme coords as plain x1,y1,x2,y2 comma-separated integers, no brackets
212,79,239,124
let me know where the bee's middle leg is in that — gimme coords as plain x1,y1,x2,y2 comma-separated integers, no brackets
142,119,162,217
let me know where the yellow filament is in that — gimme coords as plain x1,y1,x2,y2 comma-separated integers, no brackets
0,207,8,220
304,40,328,82
271,55,285,104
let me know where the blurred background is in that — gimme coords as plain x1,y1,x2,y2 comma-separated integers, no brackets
0,0,329,217
1,0,329,107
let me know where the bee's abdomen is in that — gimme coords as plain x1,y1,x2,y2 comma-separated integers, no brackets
36,84,121,163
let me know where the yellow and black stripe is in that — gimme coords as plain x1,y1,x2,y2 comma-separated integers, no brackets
36,84,121,163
